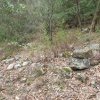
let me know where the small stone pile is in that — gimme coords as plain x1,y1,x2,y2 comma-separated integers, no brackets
1,56,31,70
70,44,100,70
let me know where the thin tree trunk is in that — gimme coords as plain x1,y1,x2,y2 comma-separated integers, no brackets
89,0,100,33
47,0,53,41
48,15,53,41
75,0,82,31
92,0,96,7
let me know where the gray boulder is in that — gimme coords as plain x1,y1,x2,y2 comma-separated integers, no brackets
90,54,100,66
89,43,100,50
89,44,100,56
70,58,90,70
70,43,100,70
89,44,100,66
72,47,92,59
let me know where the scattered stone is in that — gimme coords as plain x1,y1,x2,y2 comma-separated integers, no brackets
20,78,27,83
3,58,15,64
30,63,36,68
89,44,100,50
22,61,29,66
14,63,22,69
72,47,92,59
7,63,15,70
15,96,20,100
89,44,100,56
7,42,18,46
70,58,90,70
90,59,100,66
26,43,33,47
90,53,100,66
14,56,21,61
76,73,89,83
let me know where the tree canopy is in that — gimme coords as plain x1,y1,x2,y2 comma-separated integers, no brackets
0,0,100,42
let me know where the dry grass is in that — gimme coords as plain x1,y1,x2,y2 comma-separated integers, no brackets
0,28,99,61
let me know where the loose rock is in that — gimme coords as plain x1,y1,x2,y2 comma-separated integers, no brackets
90,52,100,66
22,61,29,66
7,63,15,70
15,96,20,100
14,63,21,69
89,44,100,56
20,78,27,83
3,58,15,64
30,63,36,68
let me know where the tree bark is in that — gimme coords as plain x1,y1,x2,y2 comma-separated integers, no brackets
92,0,97,7
47,0,54,41
90,0,100,33
75,0,82,30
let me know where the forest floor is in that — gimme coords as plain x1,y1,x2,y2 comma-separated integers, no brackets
0,30,100,100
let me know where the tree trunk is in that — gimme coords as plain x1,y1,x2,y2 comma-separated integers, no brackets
75,0,82,30
90,0,100,33
47,0,54,41
92,0,97,7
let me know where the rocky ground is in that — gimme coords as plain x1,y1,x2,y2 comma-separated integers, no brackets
0,43,100,100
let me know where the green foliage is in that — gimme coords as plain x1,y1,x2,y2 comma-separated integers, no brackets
0,0,99,44
0,0,28,42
